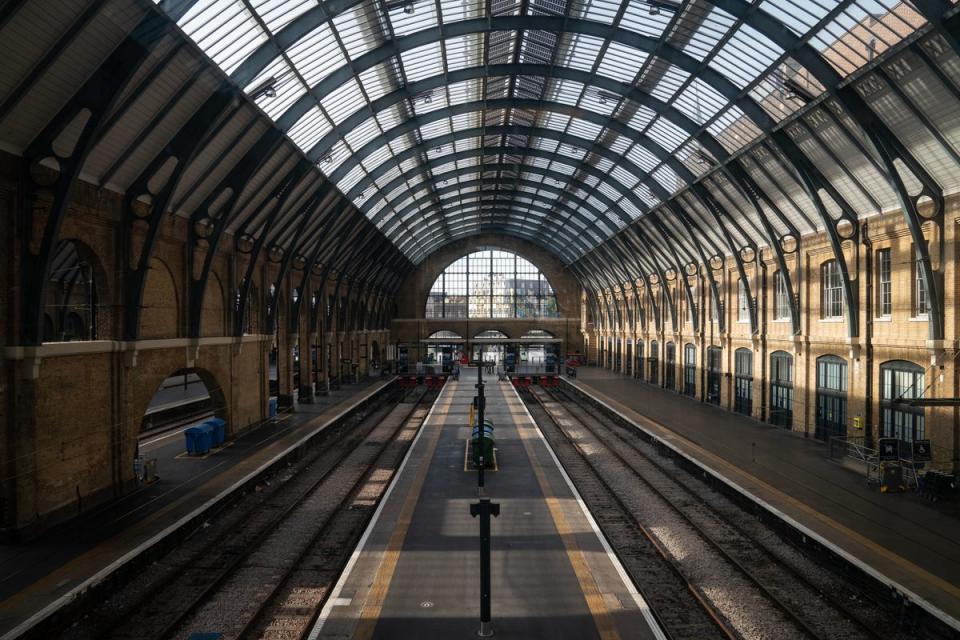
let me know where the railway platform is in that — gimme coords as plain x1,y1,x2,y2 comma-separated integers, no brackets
312,368,663,640
569,367,960,631
0,378,393,638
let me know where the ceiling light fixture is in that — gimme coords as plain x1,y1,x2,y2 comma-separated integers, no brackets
250,76,279,100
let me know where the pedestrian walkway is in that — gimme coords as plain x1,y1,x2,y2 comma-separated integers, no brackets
312,368,663,640
571,366,960,629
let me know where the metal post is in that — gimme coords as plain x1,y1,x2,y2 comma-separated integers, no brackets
476,365,486,486
470,496,500,637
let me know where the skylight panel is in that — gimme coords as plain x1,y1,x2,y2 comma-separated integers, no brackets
440,0,484,23
388,0,438,37
567,118,603,141
366,145,393,170
620,197,643,220
288,106,332,152
338,164,367,193
419,118,451,139
547,78,585,107
597,181,621,203
323,139,352,172
649,64,690,103
611,164,639,189
334,6,380,61
634,183,659,208
376,103,405,131
597,42,647,84
627,144,660,173
244,57,306,119
447,78,482,104
357,63,398,103
288,22,346,88
649,117,689,153
561,33,605,73
376,165,402,187
400,41,443,83
414,91,448,116
759,0,828,36
674,78,725,126
709,24,783,89
624,103,656,133
620,1,672,38
445,34,483,72
250,0,313,32
708,105,759,153
680,5,736,61
454,136,479,152
653,165,684,195
321,77,364,124
582,0,619,25
178,0,268,75
343,116,382,154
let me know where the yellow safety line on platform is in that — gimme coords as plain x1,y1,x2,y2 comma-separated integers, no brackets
352,384,453,640
510,384,622,640
573,378,960,605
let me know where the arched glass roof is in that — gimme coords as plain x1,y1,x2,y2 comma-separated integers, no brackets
153,0,937,264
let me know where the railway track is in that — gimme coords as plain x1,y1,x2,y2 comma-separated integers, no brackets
61,386,433,640
524,385,900,640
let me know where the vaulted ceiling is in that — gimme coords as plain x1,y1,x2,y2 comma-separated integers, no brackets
2,0,959,290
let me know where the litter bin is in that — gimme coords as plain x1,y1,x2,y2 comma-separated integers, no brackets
185,426,211,456
204,418,226,447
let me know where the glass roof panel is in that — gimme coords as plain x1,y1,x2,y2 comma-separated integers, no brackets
158,0,933,263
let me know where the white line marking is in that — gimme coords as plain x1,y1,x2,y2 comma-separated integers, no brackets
507,382,669,640
0,379,395,640
307,383,451,640
564,376,960,633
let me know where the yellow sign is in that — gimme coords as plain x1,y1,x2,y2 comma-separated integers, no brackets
853,415,864,429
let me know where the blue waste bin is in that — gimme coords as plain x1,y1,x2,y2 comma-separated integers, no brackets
204,418,226,447
185,426,211,456
269,397,278,418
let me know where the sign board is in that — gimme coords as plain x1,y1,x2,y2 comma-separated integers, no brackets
878,438,899,461
912,439,932,462
853,415,864,430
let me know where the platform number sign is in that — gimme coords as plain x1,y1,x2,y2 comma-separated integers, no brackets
912,439,932,462
878,438,899,461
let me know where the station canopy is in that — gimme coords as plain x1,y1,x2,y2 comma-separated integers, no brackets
147,0,960,269
2,0,958,298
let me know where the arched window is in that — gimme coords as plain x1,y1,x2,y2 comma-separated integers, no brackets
707,347,722,405
734,348,753,415
737,279,751,323
880,361,925,442
816,355,848,442
769,351,794,429
474,330,509,339
683,344,696,397
774,271,791,321
521,329,554,339
427,330,462,340
45,240,99,342
664,342,676,390
649,340,659,385
425,249,559,319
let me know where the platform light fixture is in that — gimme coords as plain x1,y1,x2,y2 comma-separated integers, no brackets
249,76,278,100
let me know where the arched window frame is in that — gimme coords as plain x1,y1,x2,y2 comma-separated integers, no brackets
821,260,844,320
425,249,559,319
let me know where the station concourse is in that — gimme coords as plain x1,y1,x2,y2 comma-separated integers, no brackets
1,1,960,639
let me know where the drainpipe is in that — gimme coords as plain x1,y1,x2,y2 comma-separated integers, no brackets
862,222,874,449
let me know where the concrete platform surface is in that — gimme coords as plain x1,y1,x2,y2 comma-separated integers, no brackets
0,378,392,637
570,367,960,630
312,369,662,640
